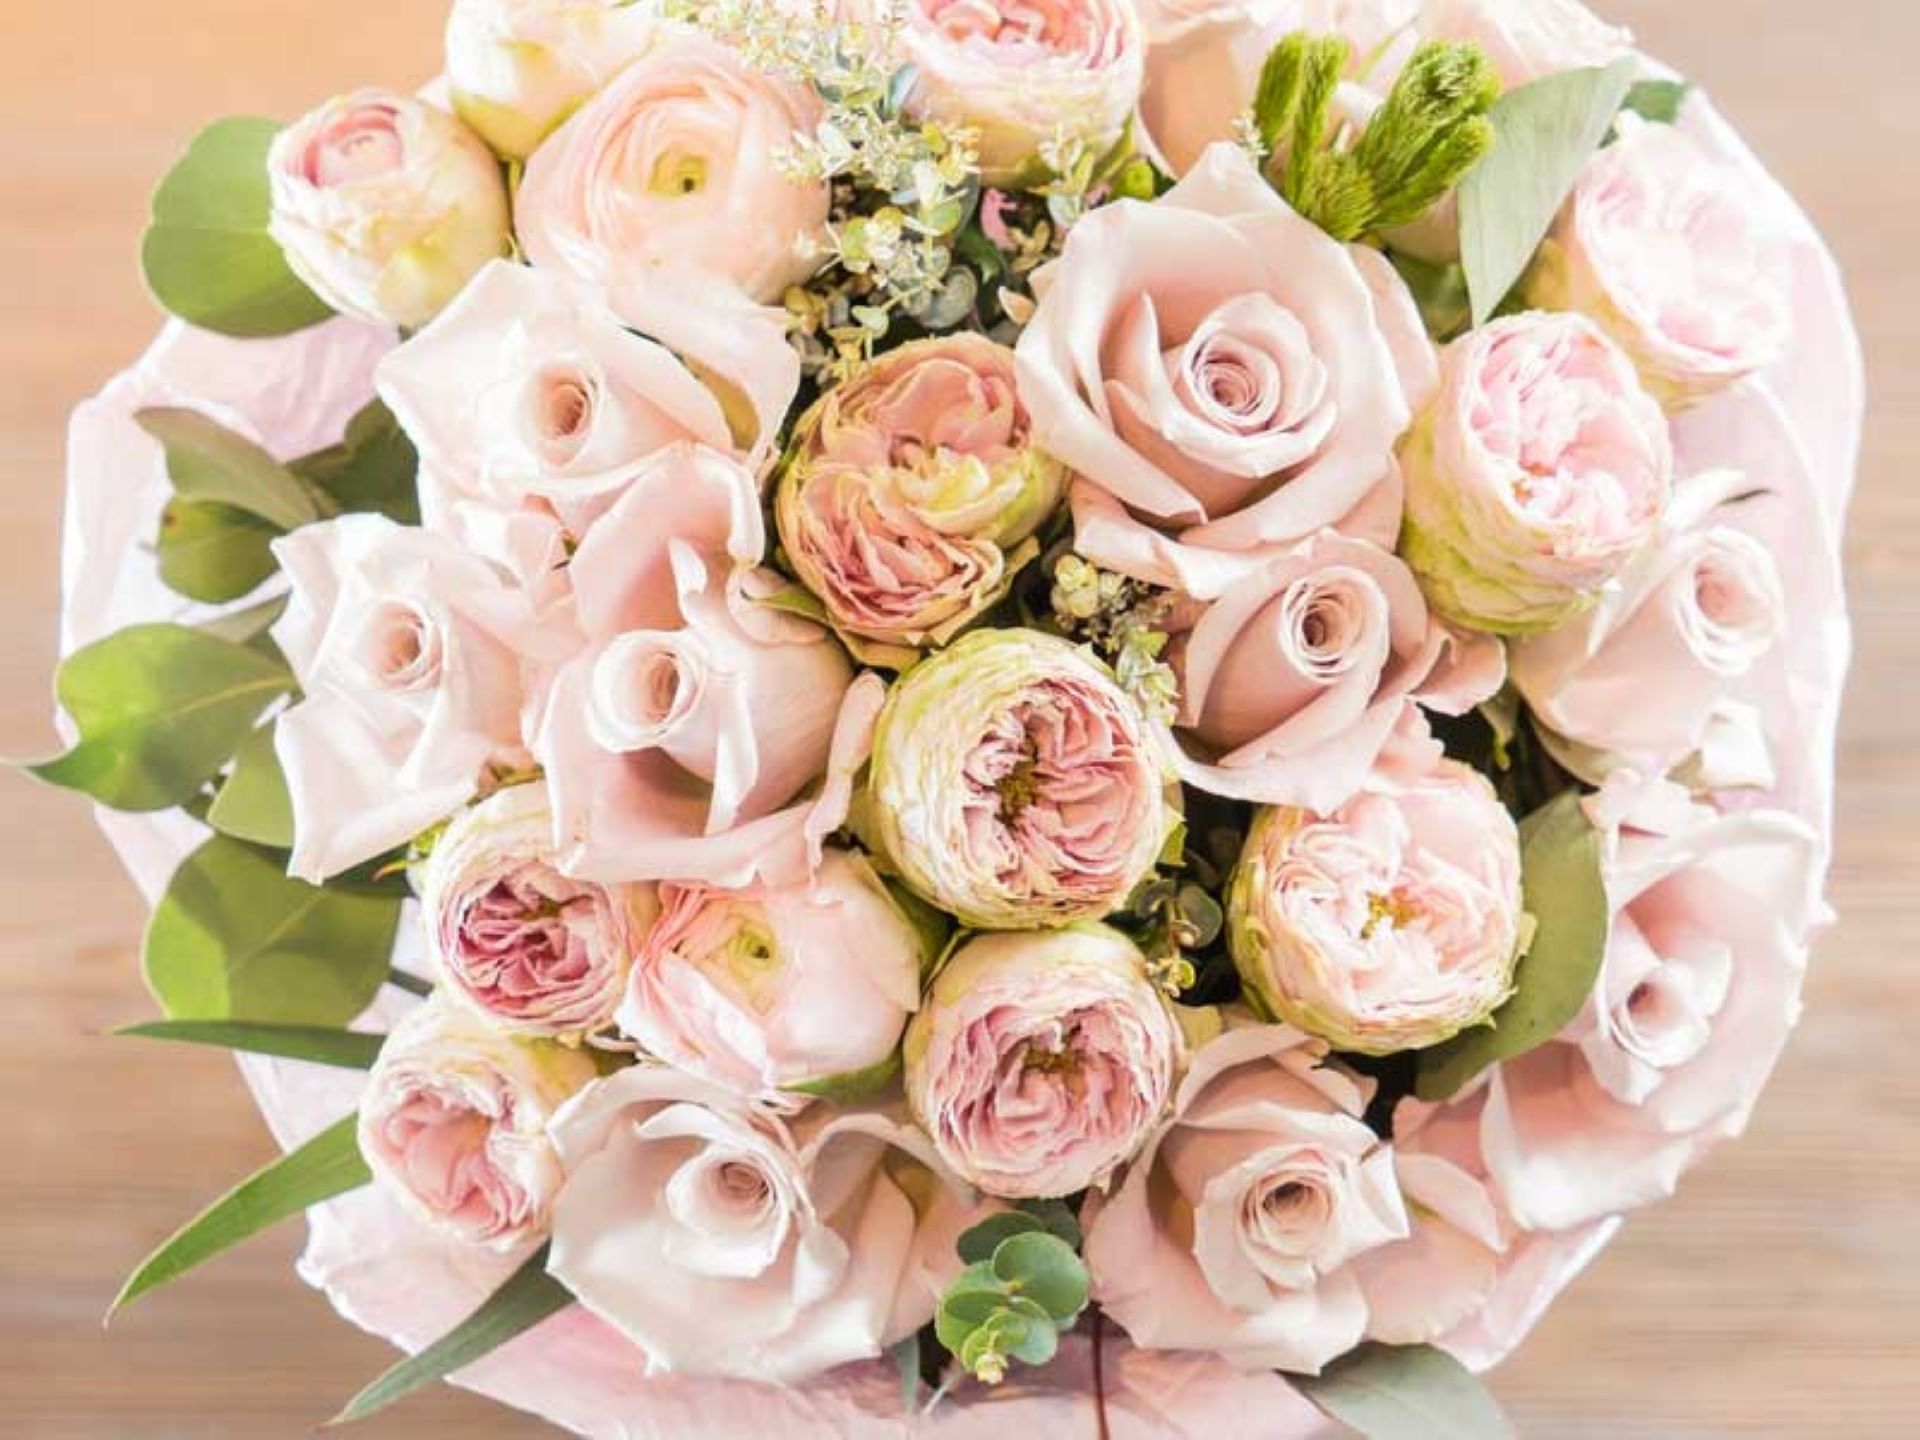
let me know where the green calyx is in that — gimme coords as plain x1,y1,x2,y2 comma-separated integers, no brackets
934,1208,1089,1386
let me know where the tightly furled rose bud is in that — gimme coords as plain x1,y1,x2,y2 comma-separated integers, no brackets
267,90,512,330
358,997,597,1250
867,628,1177,929
616,850,938,1101
1399,311,1673,635
1417,0,1630,88
1227,730,1524,1055
775,334,1065,659
900,0,1146,185
1526,121,1792,411
904,926,1182,1199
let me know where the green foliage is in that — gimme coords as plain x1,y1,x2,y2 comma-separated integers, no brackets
206,723,295,849
157,499,280,603
779,1051,903,1104
1292,1343,1516,1438
115,1018,386,1069
290,399,422,526
137,406,325,532
935,1212,1091,1386
1619,78,1692,127
1385,250,1473,343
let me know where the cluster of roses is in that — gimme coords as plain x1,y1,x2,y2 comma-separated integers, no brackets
240,0,1825,1397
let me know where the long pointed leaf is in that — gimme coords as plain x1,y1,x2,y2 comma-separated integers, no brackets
115,1019,385,1069
1293,1343,1515,1439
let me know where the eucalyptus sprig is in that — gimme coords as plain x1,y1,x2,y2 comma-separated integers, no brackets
934,1204,1090,1389
1048,553,1179,723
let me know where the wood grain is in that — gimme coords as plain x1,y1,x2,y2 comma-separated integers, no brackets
0,3,1914,1434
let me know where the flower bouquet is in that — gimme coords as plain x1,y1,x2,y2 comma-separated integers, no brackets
31,0,1860,1434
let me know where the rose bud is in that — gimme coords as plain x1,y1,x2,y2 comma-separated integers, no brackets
1227,728,1525,1056
423,780,653,1039
267,89,512,330
547,1066,982,1381
358,996,597,1250
867,628,1178,930
904,926,1183,1199
1526,120,1792,411
1084,1021,1410,1374
1419,0,1631,89
1399,311,1673,635
899,0,1146,185
774,334,1065,662
617,849,940,1102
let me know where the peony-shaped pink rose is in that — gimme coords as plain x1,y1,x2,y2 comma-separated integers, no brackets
774,334,1065,662
358,996,597,1251
1017,144,1422,601
1418,0,1631,89
516,30,828,306
530,442,865,888
617,849,938,1102
900,0,1146,184
1399,310,1673,634
1526,119,1793,411
1084,1022,1409,1373
904,926,1183,1199
268,89,511,330
547,1066,981,1381
1227,725,1525,1055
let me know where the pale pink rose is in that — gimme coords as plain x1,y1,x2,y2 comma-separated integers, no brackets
1227,724,1525,1055
547,1065,981,1381
359,996,597,1250
268,90,511,329
1527,120,1793,410
903,926,1183,1199
530,442,865,887
1084,1022,1409,1374
1418,0,1630,89
270,514,552,882
1510,468,1785,783
617,849,937,1101
775,334,1065,659
1400,311,1673,634
901,0,1146,184
1482,783,1822,1231
1017,145,1420,601
516,31,828,306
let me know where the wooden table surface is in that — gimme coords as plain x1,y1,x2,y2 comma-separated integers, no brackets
1,3,1914,1435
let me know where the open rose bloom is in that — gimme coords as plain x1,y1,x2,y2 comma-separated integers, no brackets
46,0,1862,1433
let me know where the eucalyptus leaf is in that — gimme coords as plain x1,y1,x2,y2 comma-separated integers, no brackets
24,623,292,811
109,1114,368,1317
1459,58,1637,325
1292,1343,1516,1439
141,116,334,338
1416,791,1609,1100
156,499,280,603
291,399,422,526
115,1018,385,1069
990,1231,1088,1322
206,723,295,849
144,835,400,1026
957,1210,1047,1265
137,407,323,531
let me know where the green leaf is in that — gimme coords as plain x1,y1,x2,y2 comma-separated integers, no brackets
1292,1343,1516,1439
1386,250,1473,344
110,1114,369,1317
934,1261,1009,1352
24,624,292,811
156,499,280,603
779,1051,901,1104
990,1231,1089,1322
1416,791,1609,1100
206,723,294,848
1016,1197,1084,1250
141,116,335,338
137,407,323,532
1459,58,1638,325
291,400,422,526
957,1211,1047,1266
330,1246,574,1425
115,1018,385,1069
144,835,401,1026
197,593,288,647
1619,78,1691,127
891,1331,922,1411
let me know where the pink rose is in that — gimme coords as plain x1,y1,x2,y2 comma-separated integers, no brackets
1418,0,1631,89
270,514,552,882
903,926,1183,1199
1084,1022,1409,1373
547,1066,980,1381
1017,145,1423,600
358,996,597,1250
1527,120,1793,410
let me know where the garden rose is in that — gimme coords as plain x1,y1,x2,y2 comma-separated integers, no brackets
774,334,1065,660
1084,1022,1409,1373
1526,120,1793,410
900,0,1146,184
617,849,938,1101
1418,0,1630,88
1018,144,1420,600
1399,311,1673,634
516,31,828,306
547,1066,979,1381
423,780,652,1038
271,514,550,883
866,628,1177,929
1227,727,1525,1055
268,90,511,329
359,996,597,1250
904,926,1182,1199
